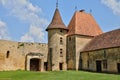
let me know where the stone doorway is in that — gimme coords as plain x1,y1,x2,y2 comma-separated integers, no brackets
30,58,41,71
26,52,44,71
117,63,120,73
96,60,102,72
59,63,63,70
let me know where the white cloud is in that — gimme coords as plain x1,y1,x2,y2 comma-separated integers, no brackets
20,25,44,42
0,0,49,42
0,20,6,27
101,0,120,15
20,33,34,42
0,20,10,40
29,25,44,39
27,3,42,13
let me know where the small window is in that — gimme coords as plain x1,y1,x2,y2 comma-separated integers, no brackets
60,37,63,45
69,37,71,41
60,49,63,57
60,29,63,32
103,60,107,69
80,53,82,58
88,53,89,56
103,50,107,58
49,48,52,57
6,51,10,58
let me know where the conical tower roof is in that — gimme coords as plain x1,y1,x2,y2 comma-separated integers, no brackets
46,8,68,31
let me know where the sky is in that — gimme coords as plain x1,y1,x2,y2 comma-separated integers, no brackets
0,0,120,43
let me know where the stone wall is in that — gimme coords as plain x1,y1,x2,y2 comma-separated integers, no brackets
67,35,76,70
75,35,92,70
0,40,48,71
67,35,92,70
81,47,120,73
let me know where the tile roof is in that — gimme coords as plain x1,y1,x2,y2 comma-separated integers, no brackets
82,29,120,52
46,8,68,31
68,11,103,36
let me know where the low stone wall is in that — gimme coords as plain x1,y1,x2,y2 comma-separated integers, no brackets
0,40,48,71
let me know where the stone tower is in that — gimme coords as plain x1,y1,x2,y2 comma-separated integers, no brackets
46,8,68,71
67,10,103,70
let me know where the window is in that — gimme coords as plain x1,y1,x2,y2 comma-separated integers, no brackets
49,48,52,59
60,49,63,57
6,51,10,58
103,60,107,69
60,29,63,32
69,37,71,41
49,48,52,54
80,53,82,59
103,50,107,58
60,37,63,45
88,53,89,57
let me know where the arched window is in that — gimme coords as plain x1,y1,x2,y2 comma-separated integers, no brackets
6,51,10,58
60,49,63,57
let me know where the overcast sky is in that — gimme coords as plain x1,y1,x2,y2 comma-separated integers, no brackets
0,0,120,43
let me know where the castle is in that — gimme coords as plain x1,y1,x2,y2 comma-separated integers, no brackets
0,7,120,73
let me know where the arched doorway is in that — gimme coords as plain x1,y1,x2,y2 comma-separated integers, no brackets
30,58,41,71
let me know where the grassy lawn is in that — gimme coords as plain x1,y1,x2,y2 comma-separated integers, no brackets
0,71,120,80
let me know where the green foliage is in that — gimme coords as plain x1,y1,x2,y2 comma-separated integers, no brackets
0,71,120,80
18,43,24,48
19,43,24,47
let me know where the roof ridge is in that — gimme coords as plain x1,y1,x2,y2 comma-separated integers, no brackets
75,12,77,34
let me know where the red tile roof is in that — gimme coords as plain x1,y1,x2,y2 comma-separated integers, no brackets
46,8,68,31
68,11,103,36
82,29,120,52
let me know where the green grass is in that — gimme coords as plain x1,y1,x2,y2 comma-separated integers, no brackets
0,71,120,80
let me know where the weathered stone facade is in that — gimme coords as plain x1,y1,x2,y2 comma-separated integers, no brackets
81,29,120,73
81,47,120,73
0,40,48,71
67,35,92,70
47,29,67,71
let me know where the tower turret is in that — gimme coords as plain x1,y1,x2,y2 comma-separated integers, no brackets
46,8,68,71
